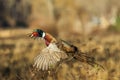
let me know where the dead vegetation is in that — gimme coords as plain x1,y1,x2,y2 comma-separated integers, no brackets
0,0,120,79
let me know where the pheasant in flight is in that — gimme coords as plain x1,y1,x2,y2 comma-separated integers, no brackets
29,29,103,71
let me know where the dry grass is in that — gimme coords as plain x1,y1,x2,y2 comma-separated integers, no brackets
0,0,120,79
0,29,120,80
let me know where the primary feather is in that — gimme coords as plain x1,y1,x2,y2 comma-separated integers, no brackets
33,43,68,70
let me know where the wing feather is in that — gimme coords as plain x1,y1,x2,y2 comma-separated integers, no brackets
42,56,46,70
37,55,44,69
33,43,67,70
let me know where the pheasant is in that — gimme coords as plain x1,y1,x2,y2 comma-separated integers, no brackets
29,29,103,71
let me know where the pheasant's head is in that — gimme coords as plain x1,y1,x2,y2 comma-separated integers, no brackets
30,29,45,38
30,29,56,46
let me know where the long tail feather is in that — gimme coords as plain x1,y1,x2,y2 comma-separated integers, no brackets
74,51,104,70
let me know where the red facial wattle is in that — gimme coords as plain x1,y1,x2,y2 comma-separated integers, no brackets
32,32,39,37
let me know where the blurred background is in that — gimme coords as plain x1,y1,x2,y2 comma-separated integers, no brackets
0,0,120,80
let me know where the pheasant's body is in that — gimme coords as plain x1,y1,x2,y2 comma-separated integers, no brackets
30,29,103,71
33,35,77,70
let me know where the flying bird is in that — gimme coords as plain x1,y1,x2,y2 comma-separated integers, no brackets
29,29,103,71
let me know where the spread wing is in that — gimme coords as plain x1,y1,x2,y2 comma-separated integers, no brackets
33,43,68,70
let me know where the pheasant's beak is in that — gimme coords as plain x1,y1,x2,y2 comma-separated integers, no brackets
30,34,34,38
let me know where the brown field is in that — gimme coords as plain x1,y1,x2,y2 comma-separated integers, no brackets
0,0,120,79
0,29,120,80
